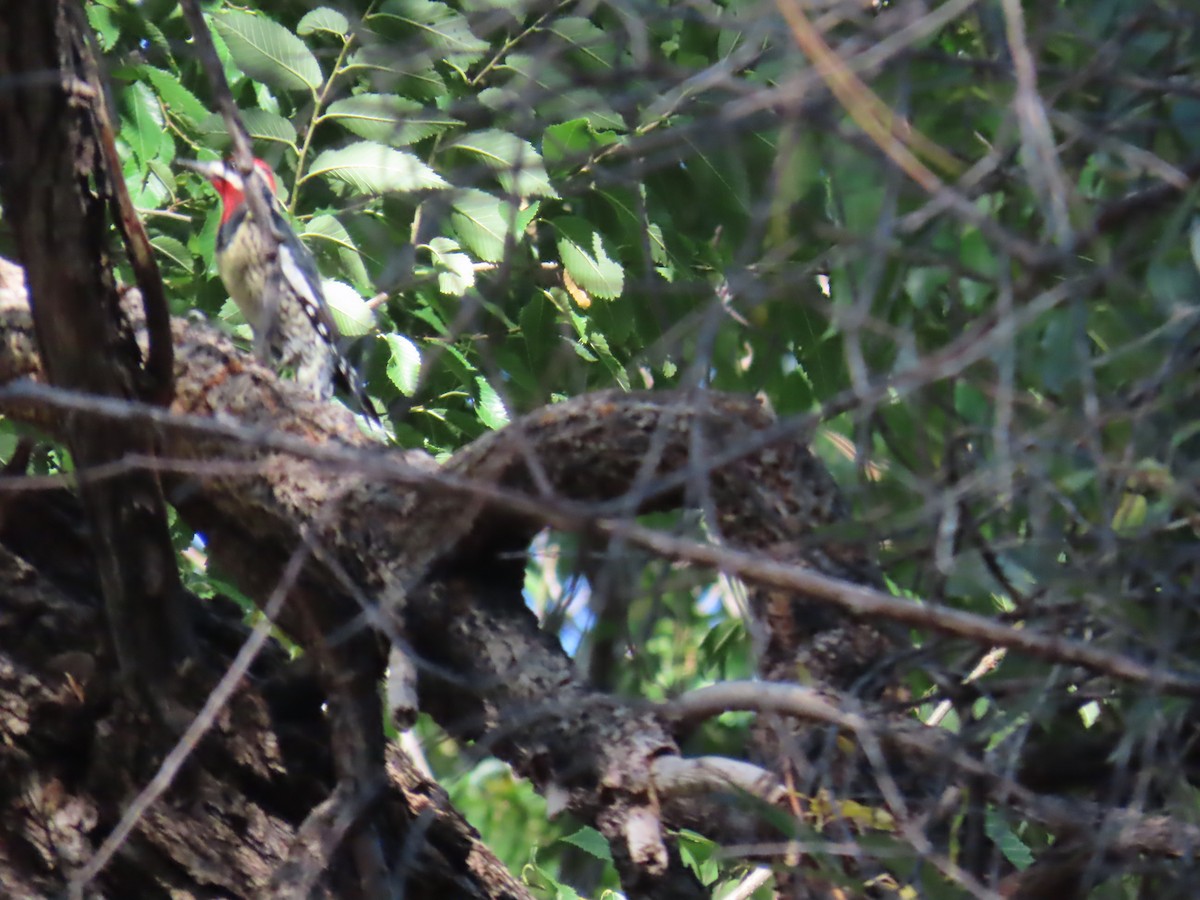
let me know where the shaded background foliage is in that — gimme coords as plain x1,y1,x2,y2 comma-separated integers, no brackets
5,0,1200,895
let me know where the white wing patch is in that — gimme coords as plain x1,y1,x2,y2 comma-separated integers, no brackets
277,244,335,339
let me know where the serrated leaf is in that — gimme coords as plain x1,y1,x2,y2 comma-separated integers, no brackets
325,94,461,146
530,88,624,134
199,110,297,147
489,52,623,131
321,279,375,337
449,189,520,262
984,810,1034,870
344,46,446,100
125,159,169,209
426,236,475,296
437,260,474,296
385,333,422,395
543,118,619,166
141,20,172,63
542,119,591,165
148,157,177,197
254,82,281,117
243,109,298,145
474,376,509,429
122,80,163,164
546,17,616,70
214,11,323,92
568,92,626,132
553,217,624,299
208,23,243,93
151,235,191,270
370,0,488,67
445,129,557,199
518,201,541,231
571,340,599,362
298,7,350,37
586,328,630,387
139,66,209,129
303,214,372,294
560,827,612,861
87,4,119,49
309,142,447,195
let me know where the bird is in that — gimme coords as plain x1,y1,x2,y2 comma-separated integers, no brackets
179,156,378,419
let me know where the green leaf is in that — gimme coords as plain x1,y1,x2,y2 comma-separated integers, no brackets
199,110,298,148
370,0,488,68
586,328,630,388
303,215,372,295
546,17,617,70
519,295,556,370
213,11,323,92
320,279,375,337
121,80,163,164
151,235,191,271
984,810,1034,870
138,159,174,212
488,53,624,131
474,376,509,429
560,827,612,861
207,21,243,94
409,296,449,336
141,20,173,63
426,237,475,296
344,45,446,100
476,86,519,114
444,129,558,199
308,142,447,195
543,118,619,167
449,189,520,262
560,90,626,132
242,109,299,145
553,217,624,299
87,4,119,51
385,333,422,395
298,7,350,38
324,95,462,146
139,66,209,130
